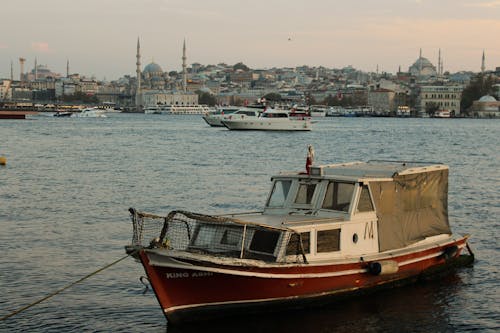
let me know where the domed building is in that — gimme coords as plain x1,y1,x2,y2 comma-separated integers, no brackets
472,95,500,118
409,55,437,78
409,57,436,77
141,60,168,89
143,61,164,79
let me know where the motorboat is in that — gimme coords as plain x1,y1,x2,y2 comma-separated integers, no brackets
433,110,452,118
396,106,411,117
53,111,73,117
288,106,311,120
71,107,106,118
222,108,312,131
125,154,473,324
309,105,327,117
144,106,162,114
202,106,241,127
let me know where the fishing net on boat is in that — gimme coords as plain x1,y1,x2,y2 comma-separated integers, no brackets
128,208,307,263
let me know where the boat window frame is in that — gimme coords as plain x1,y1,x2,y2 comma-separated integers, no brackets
189,222,244,254
266,178,295,208
320,180,356,214
247,228,283,255
290,178,322,209
355,183,375,214
315,228,341,253
284,231,311,257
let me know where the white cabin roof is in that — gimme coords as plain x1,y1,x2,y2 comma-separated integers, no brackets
281,161,449,181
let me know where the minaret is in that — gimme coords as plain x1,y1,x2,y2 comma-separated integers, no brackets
19,57,25,83
418,48,423,76
182,39,187,93
10,60,13,81
438,49,442,77
66,59,69,78
481,50,485,74
34,58,38,80
135,37,142,110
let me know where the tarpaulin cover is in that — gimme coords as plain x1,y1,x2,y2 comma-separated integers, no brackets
369,169,451,252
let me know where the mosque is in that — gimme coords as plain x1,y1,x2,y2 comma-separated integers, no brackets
134,38,198,110
408,49,441,78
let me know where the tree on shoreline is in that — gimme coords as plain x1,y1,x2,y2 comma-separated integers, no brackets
61,92,98,104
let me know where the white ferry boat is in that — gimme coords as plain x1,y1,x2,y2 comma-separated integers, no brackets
161,105,213,115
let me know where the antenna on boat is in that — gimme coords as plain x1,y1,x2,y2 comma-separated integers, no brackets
306,144,314,174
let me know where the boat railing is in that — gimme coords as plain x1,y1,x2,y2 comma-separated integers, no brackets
128,208,308,263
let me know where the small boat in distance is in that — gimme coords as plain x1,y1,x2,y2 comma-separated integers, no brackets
53,111,73,117
72,107,106,118
125,152,473,324
144,106,162,114
309,105,328,117
433,109,452,118
144,104,213,115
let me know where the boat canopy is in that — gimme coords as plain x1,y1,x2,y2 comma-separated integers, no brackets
370,168,451,251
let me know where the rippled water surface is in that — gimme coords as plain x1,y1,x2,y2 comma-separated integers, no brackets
0,114,498,332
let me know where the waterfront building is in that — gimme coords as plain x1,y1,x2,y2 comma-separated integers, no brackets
418,85,463,116
367,88,396,116
0,80,12,100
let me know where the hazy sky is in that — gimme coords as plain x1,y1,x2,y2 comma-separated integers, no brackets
1,0,499,80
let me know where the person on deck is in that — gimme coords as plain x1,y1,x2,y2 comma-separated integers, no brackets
306,145,314,174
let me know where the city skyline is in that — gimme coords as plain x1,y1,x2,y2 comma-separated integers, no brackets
1,0,499,80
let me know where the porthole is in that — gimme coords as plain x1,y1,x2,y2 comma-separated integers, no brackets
352,233,358,244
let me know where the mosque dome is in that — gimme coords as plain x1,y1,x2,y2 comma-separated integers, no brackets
143,62,163,75
478,95,497,102
409,57,437,77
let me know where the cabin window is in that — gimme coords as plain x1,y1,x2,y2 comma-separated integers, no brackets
357,185,374,212
249,229,281,254
322,182,355,212
295,183,316,205
317,229,341,252
191,224,218,247
286,232,310,255
267,180,292,207
220,226,243,246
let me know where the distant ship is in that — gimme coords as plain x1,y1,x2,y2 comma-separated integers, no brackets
144,105,213,115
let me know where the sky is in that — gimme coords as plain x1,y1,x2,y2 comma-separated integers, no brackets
1,0,499,80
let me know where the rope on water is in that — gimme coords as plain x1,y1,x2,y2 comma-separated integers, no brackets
1,252,135,321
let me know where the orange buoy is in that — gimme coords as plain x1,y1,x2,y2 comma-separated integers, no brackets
0,156,6,165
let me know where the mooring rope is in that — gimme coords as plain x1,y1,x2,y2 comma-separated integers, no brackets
1,252,134,321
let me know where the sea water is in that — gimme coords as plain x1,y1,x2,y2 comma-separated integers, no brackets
0,114,498,332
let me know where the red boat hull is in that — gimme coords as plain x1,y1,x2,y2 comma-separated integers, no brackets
139,236,471,324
